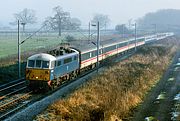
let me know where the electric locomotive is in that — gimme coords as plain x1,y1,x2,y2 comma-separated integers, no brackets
26,47,80,90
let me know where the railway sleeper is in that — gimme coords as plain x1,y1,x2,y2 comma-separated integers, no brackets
0,94,30,111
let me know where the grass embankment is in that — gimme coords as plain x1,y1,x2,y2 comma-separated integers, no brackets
35,37,178,121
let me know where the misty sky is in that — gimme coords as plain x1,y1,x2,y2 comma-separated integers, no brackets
0,0,180,28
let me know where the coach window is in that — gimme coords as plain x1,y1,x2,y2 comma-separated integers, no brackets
35,60,41,68
100,49,103,54
92,51,96,57
28,60,35,67
42,61,49,68
90,53,92,58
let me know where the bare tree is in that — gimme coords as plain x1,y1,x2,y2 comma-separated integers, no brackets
53,6,70,36
91,14,110,29
43,17,57,30
67,18,81,30
43,6,82,36
11,8,37,32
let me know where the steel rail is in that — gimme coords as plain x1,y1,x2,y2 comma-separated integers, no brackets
0,78,25,89
0,86,27,100
0,91,32,110
0,81,26,93
0,102,27,120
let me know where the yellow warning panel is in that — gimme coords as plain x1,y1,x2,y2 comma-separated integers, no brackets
26,68,50,81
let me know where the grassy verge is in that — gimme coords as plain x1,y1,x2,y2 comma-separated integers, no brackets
34,37,178,121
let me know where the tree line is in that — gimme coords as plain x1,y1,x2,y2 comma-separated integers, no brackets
10,6,113,36
6,7,179,37
9,5,137,36
137,9,180,32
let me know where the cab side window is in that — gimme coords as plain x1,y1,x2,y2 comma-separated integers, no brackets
42,61,49,68
51,61,55,68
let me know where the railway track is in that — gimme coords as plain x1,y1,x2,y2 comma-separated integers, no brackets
0,78,25,89
0,92,37,120
0,78,30,120
0,78,26,97
1,52,134,121
0,88,43,120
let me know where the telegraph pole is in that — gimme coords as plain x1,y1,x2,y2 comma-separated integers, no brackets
153,24,157,35
97,21,100,72
135,23,137,51
91,22,100,72
16,21,49,79
88,22,91,42
58,16,61,36
18,20,21,78
152,24,157,39
122,24,125,40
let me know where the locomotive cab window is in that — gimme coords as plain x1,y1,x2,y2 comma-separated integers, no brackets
28,60,35,67
35,60,42,68
42,61,49,68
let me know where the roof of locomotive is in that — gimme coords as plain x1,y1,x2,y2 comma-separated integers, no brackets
28,53,56,61
56,52,79,60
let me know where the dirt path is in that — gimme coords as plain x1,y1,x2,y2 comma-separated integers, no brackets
132,50,180,121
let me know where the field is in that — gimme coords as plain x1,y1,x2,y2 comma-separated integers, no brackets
0,33,67,58
0,32,95,58
0,30,116,59
34,37,178,121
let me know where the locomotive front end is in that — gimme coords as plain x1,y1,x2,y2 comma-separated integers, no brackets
26,53,56,90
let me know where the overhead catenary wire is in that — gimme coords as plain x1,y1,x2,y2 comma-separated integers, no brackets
20,24,48,45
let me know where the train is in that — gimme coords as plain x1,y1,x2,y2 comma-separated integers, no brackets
25,32,174,91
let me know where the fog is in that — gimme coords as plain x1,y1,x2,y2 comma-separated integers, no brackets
0,0,180,28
